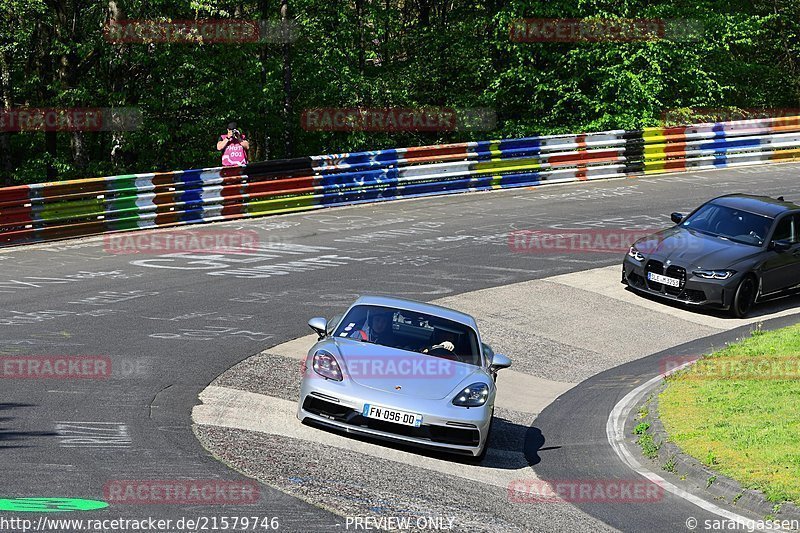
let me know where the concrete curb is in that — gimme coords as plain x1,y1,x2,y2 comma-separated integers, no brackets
629,383,800,521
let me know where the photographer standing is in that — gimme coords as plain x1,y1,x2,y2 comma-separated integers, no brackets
217,121,250,166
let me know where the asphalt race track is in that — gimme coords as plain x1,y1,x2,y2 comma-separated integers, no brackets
533,311,800,533
3,162,800,532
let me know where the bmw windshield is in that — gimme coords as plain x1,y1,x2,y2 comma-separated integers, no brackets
333,305,482,366
680,202,774,247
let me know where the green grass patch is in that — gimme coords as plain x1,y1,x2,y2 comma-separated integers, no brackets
637,432,661,459
660,323,800,504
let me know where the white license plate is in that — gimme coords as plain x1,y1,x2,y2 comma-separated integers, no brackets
647,272,681,287
362,403,422,427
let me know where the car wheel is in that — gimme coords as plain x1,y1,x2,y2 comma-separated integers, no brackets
731,275,757,318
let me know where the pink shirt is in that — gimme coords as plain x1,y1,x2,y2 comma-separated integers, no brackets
220,133,248,166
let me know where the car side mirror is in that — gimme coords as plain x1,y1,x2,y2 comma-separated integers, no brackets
308,317,328,339
490,353,512,371
670,212,684,224
326,314,341,336
771,240,792,252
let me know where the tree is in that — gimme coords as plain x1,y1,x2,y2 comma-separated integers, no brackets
0,0,797,184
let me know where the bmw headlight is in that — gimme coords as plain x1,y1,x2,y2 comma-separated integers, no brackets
693,269,735,280
312,350,343,381
452,382,490,407
627,246,645,262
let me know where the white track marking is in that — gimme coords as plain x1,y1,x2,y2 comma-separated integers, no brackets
194,386,536,488
606,363,790,532
550,265,800,330
200,261,800,528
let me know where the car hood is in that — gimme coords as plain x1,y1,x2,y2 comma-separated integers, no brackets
331,339,485,400
635,226,762,270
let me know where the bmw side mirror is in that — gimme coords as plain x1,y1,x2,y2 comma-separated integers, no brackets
771,240,792,253
670,212,684,224
308,317,328,339
490,353,512,371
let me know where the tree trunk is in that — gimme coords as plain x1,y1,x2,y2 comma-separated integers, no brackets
45,131,57,180
357,0,365,74
108,0,128,169
0,48,13,186
419,0,431,28
256,0,270,161
54,0,88,173
30,16,58,181
70,131,87,170
281,0,292,158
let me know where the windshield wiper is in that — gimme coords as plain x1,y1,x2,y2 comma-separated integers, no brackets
689,228,738,243
685,227,715,238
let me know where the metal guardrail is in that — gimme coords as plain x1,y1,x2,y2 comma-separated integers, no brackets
2,115,799,247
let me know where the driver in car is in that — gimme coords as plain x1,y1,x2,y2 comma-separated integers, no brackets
351,310,396,345
423,327,458,357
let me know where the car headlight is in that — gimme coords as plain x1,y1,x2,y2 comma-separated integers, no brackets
692,269,735,280
452,382,490,407
312,350,343,381
627,246,645,262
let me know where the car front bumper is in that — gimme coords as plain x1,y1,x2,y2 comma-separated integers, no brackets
297,377,492,457
622,256,741,310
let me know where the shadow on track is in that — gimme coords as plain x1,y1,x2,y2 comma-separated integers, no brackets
522,426,561,467
0,403,57,449
624,285,800,319
303,415,549,470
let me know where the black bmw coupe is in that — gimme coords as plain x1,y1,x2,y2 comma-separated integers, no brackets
622,194,800,317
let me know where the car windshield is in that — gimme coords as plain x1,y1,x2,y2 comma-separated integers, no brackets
333,304,482,366
681,202,774,247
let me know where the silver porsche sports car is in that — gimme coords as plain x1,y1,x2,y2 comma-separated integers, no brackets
297,295,511,460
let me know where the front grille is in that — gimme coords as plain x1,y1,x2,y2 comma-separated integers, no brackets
665,265,686,295
645,260,664,291
303,396,480,446
640,260,701,301
304,396,351,420
645,260,687,295
364,418,480,446
430,425,480,446
626,271,646,289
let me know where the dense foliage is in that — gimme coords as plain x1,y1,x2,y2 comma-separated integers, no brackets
1,0,798,184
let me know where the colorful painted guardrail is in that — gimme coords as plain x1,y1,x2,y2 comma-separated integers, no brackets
2,115,799,247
